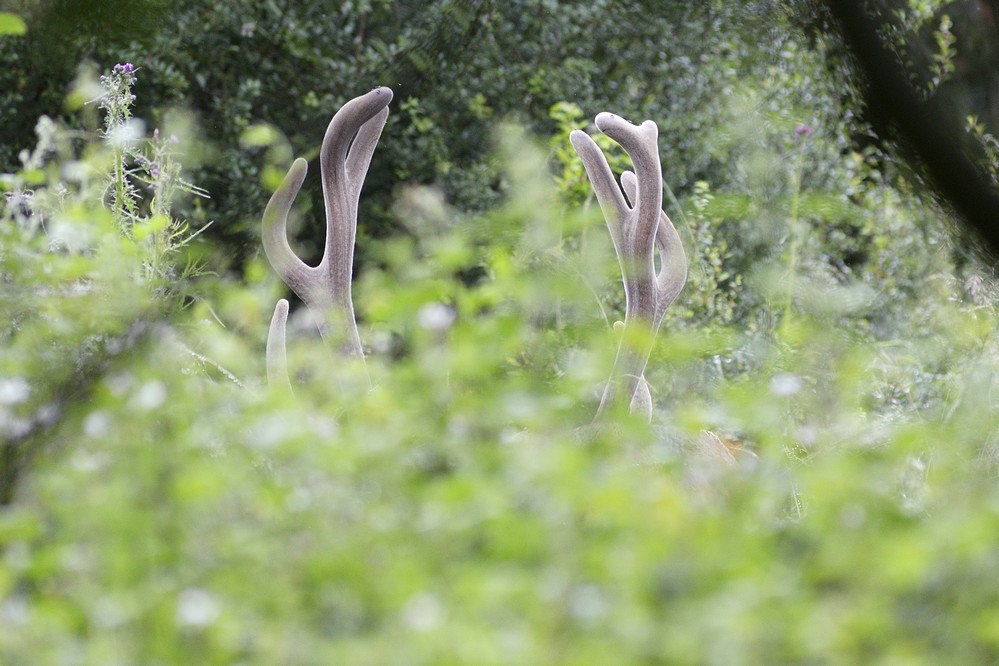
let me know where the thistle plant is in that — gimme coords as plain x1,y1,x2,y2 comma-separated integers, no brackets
97,63,209,280
100,63,141,229
781,124,810,338
0,63,202,498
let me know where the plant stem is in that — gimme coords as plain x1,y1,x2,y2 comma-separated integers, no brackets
782,147,803,338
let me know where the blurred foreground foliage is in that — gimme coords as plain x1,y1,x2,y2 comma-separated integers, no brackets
2,2,999,663
2,91,999,666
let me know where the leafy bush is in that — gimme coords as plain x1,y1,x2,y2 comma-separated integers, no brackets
0,2,840,267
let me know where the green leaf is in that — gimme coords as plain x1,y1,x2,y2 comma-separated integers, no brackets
133,214,169,242
0,13,26,36
239,123,280,149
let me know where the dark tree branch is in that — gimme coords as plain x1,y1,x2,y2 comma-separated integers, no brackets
826,0,999,259
0,320,154,505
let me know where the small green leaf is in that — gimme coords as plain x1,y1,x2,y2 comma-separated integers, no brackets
240,124,280,148
133,214,169,242
22,169,45,186
0,13,26,36
261,164,286,191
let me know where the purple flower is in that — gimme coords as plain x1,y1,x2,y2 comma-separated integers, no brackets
795,124,814,138
113,62,135,75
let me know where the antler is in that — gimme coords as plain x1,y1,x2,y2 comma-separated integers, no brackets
266,298,291,390
262,87,393,385
570,113,687,420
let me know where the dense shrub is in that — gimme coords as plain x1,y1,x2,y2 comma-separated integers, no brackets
1,2,837,265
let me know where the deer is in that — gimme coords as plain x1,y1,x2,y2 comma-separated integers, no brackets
260,88,734,460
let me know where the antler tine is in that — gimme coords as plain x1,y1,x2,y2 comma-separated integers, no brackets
594,113,661,271
344,105,391,191
263,87,393,386
315,87,393,357
267,299,292,390
620,171,687,323
569,129,628,253
320,89,393,277
572,112,687,421
653,215,687,320
261,158,316,301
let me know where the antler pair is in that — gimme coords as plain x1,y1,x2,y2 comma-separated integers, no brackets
570,114,687,421
261,91,685,423
262,87,393,387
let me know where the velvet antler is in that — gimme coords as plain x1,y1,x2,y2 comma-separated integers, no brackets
262,87,393,385
570,113,687,420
